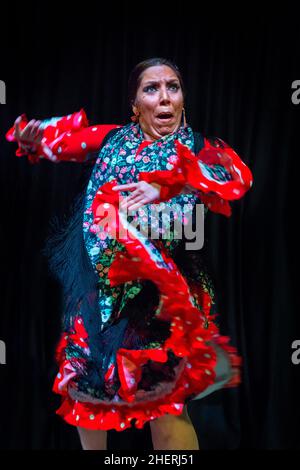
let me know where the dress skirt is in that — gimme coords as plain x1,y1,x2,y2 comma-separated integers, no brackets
48,190,241,432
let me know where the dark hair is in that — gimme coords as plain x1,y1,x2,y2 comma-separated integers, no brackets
128,57,186,106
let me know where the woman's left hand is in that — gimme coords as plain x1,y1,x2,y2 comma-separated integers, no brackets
112,181,161,211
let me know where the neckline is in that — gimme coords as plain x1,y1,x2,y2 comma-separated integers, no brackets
135,123,183,144
130,122,191,149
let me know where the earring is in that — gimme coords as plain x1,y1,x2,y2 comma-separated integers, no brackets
131,110,140,123
182,108,187,128
131,114,139,123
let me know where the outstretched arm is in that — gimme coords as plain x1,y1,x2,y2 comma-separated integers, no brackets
5,109,121,164
137,137,253,216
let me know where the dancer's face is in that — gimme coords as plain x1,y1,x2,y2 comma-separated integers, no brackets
132,65,184,141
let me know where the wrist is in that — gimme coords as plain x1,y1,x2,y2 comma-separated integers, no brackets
150,182,161,193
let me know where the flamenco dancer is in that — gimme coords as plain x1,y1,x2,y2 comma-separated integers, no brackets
6,58,253,450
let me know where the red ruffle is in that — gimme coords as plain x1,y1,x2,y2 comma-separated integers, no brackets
52,179,242,430
139,138,253,216
5,109,89,163
5,109,120,163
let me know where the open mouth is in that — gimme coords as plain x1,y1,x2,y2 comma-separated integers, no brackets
156,112,173,120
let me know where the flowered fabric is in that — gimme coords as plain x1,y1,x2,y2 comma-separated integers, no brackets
6,111,253,431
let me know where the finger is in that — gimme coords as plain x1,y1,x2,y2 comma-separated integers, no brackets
35,126,44,144
14,117,22,140
112,183,138,191
120,192,142,208
120,189,141,204
14,115,22,126
122,194,145,210
128,198,148,211
32,122,43,142
21,120,36,140
28,121,41,141
21,119,36,141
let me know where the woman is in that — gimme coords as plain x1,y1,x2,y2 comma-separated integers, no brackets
6,58,253,450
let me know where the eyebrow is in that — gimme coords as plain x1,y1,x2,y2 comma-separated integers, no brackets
143,79,180,86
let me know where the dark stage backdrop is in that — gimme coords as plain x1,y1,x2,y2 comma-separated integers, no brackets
0,2,299,450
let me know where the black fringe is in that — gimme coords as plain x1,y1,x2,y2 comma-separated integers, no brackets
42,191,100,333
40,129,205,393
42,189,131,389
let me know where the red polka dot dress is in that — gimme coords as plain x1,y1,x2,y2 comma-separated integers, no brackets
6,109,253,431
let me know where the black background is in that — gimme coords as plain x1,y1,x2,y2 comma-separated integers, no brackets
0,1,299,450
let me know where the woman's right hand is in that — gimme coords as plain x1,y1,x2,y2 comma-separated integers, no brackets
13,116,44,154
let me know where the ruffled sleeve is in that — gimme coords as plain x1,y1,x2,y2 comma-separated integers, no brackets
139,136,253,217
5,108,121,164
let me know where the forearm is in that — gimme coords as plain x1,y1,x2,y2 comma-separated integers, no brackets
38,124,120,163
138,138,253,216
6,109,121,164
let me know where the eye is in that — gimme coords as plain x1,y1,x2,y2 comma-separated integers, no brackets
168,83,180,91
143,85,157,92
